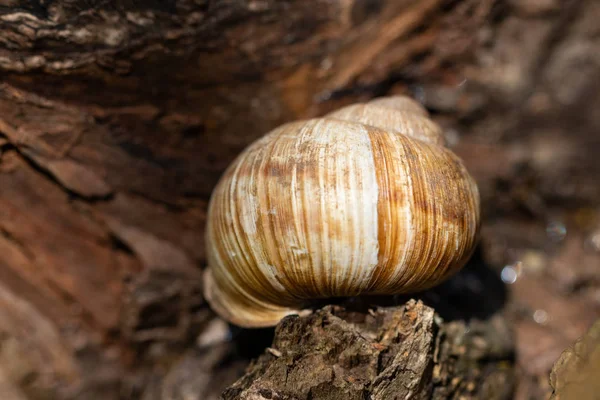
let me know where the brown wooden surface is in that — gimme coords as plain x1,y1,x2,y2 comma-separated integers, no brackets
1,0,600,398
223,300,514,400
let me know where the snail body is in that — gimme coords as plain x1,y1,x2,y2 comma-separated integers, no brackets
204,96,480,328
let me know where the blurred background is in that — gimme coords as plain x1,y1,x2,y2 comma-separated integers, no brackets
0,0,599,399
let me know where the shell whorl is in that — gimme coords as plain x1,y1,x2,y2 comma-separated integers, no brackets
204,96,480,327
326,97,444,146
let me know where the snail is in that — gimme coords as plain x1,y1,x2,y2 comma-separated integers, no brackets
204,95,480,328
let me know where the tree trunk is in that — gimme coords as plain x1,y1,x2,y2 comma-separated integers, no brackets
1,0,600,399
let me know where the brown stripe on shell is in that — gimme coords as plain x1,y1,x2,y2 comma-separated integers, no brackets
241,121,321,302
207,123,324,317
401,138,441,292
208,128,294,309
366,127,411,291
387,137,478,293
362,125,477,295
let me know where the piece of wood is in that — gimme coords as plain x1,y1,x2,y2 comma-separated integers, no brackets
223,300,515,400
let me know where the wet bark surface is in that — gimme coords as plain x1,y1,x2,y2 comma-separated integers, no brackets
0,0,599,399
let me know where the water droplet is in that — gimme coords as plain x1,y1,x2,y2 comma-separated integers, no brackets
533,309,549,325
546,221,567,242
501,264,520,284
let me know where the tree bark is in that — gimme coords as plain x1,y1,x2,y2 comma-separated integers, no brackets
223,300,514,400
0,1,497,398
2,0,600,399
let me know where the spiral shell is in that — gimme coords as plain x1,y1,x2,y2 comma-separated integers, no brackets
204,96,480,327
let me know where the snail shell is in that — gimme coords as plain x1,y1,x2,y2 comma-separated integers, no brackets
204,96,480,328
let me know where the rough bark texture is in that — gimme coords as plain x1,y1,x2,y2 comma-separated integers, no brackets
1,0,600,399
0,1,498,398
223,300,514,400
